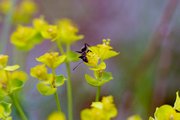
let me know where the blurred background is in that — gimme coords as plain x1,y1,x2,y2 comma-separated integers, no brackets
0,0,180,119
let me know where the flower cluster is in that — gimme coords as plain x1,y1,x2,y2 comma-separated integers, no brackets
0,0,37,24
0,54,27,99
48,111,66,120
84,39,119,87
11,17,83,51
30,52,66,95
81,96,117,120
149,92,180,120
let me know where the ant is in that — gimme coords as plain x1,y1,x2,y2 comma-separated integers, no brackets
73,43,91,70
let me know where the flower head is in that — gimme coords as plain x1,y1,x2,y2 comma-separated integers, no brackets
36,52,66,69
48,112,66,120
57,18,84,44
81,96,117,120
41,25,59,41
33,17,48,31
11,26,39,50
30,64,48,81
89,39,119,61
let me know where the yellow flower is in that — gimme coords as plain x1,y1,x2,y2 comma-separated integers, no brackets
89,39,119,61
33,17,48,31
57,18,84,44
81,96,117,120
127,114,142,120
30,64,48,81
85,51,99,67
41,25,59,41
0,55,8,69
36,52,66,69
11,71,28,82
11,26,37,50
48,112,66,120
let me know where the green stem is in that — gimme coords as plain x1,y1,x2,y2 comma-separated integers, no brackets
54,91,61,112
0,0,17,53
65,61,73,120
95,86,101,102
10,93,27,120
57,41,73,120
52,68,62,112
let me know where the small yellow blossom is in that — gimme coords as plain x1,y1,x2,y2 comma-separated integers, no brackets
85,51,99,67
36,52,66,69
33,17,48,31
0,55,8,69
41,25,59,41
30,64,48,81
11,26,37,50
81,96,117,120
48,112,66,120
11,71,28,82
57,18,84,44
89,39,119,61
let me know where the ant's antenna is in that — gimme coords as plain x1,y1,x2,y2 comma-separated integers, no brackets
73,61,84,71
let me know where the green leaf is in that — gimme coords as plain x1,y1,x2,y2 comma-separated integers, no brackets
174,91,180,112
90,62,106,71
54,55,66,68
37,83,57,96
10,79,24,92
66,50,79,62
101,72,113,82
55,75,66,87
4,65,19,71
85,72,112,87
149,117,155,120
0,101,11,118
85,74,99,87
0,89,8,100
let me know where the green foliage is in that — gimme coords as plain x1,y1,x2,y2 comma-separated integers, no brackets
66,50,79,62
3,65,19,71
37,83,57,96
55,75,66,87
85,72,113,87
0,102,12,120
174,91,180,112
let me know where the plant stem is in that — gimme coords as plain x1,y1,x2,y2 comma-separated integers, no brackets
10,93,27,120
57,41,73,120
95,86,101,102
52,68,62,112
65,61,73,120
0,0,17,53
54,91,61,112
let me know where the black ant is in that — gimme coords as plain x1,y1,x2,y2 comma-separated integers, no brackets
73,43,91,70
